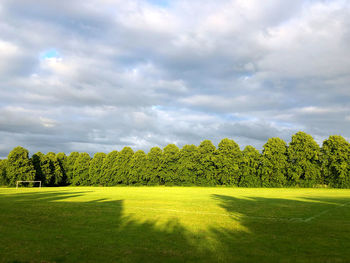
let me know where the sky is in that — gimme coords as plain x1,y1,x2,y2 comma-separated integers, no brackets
0,0,349,157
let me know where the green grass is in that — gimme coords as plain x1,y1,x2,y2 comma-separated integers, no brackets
0,187,349,262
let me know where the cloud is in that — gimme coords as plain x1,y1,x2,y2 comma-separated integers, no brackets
0,0,349,157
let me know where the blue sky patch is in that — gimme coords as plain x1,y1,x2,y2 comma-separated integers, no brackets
147,0,170,8
40,49,60,60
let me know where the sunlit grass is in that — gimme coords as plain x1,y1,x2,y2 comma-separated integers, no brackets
0,187,349,262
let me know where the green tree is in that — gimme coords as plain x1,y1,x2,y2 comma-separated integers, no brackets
177,144,198,185
160,144,180,185
239,146,261,187
89,152,106,185
46,152,64,186
0,159,8,185
113,147,134,185
56,152,68,185
321,135,350,188
72,153,91,186
129,150,147,185
31,152,50,185
260,138,288,187
66,152,79,184
100,151,119,186
215,138,242,186
145,147,163,185
287,132,321,187
196,140,216,185
6,146,36,186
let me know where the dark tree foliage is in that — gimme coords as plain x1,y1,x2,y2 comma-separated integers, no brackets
31,152,50,185
239,146,261,187
100,151,119,186
196,140,217,185
129,150,147,185
177,144,198,185
89,152,107,185
215,138,242,186
287,132,321,187
160,144,180,185
6,146,36,186
66,152,79,184
0,159,8,185
72,153,91,186
145,147,163,185
46,152,64,186
3,133,350,188
321,135,350,188
260,138,288,187
114,147,134,185
56,153,68,185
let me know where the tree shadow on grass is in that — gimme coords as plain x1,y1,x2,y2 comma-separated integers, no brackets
0,190,214,263
209,194,350,262
0,191,349,263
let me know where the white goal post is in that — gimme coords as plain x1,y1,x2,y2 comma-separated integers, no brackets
16,181,42,189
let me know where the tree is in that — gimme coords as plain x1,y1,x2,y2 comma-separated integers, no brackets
100,151,119,186
215,138,242,186
56,152,68,185
72,153,91,186
177,144,198,185
31,152,50,185
287,132,321,187
260,138,288,187
196,140,216,185
239,146,261,187
0,159,8,185
46,152,64,186
3,134,350,188
89,152,106,185
129,150,147,185
66,152,79,184
114,147,134,185
160,144,180,185
321,135,350,188
6,146,36,186
145,147,163,185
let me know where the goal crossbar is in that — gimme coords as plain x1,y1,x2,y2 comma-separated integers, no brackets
16,181,42,189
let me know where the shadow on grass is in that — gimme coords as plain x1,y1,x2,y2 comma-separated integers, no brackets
209,194,350,262
0,190,214,263
212,194,350,220
0,191,349,262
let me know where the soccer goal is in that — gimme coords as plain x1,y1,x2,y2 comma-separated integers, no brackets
16,181,42,189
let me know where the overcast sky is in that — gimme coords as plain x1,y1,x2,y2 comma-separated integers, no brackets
0,0,349,157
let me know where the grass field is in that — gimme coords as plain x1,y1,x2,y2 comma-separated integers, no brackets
0,187,349,262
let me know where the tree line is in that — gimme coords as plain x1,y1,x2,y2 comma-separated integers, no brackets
0,132,349,188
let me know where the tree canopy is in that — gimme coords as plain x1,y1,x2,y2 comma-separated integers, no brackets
160,144,180,185
89,152,106,185
100,151,119,186
177,144,198,185
1,132,349,188
287,132,321,187
72,153,91,186
216,138,242,186
260,138,288,187
239,145,261,187
196,140,216,185
145,147,163,185
321,135,350,188
6,146,36,186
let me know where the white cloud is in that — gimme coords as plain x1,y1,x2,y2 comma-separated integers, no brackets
297,106,349,115
257,1,350,79
39,117,57,128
